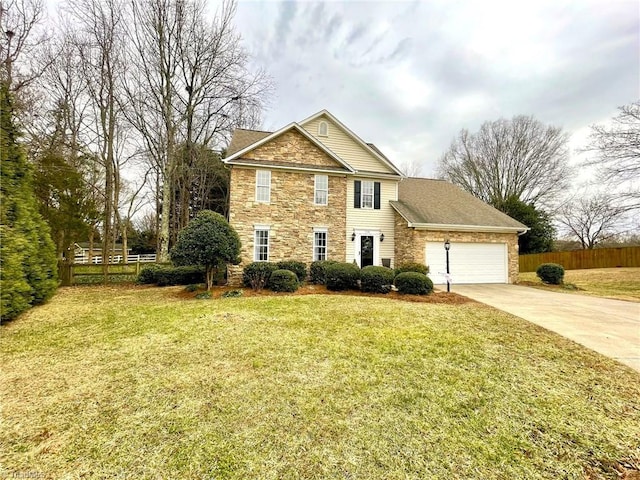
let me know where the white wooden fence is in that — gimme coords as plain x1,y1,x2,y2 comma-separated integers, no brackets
73,253,157,264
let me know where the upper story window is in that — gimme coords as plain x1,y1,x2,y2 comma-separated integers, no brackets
354,180,381,210
314,174,328,205
361,180,374,209
318,121,328,137
254,225,270,261
255,170,271,203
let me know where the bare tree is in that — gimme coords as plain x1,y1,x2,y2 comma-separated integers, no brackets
125,0,270,261
0,0,50,92
557,194,631,249
583,100,640,204
438,115,571,207
399,158,423,178
64,0,127,278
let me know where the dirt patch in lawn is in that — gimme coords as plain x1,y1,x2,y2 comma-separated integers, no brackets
175,283,474,305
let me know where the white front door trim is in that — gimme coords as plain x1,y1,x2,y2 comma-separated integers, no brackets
354,229,380,267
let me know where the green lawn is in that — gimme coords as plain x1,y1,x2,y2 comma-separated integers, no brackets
518,267,640,302
1,286,639,479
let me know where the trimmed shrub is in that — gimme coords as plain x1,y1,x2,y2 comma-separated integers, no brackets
269,269,299,292
195,291,212,299
395,272,433,295
395,262,429,276
276,260,307,282
137,264,163,284
309,260,338,284
361,266,395,293
184,284,200,292
243,262,278,290
137,265,205,286
155,266,206,286
536,263,564,285
170,210,241,290
325,262,360,291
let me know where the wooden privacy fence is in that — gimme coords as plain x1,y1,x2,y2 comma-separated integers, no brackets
519,246,640,272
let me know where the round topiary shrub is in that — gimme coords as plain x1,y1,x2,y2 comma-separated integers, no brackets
361,265,395,293
536,263,565,285
309,260,338,284
395,272,433,295
394,262,429,276
276,260,308,283
243,262,278,290
325,262,360,291
269,269,299,292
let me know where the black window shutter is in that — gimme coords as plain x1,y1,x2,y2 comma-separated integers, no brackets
354,181,361,208
374,182,381,209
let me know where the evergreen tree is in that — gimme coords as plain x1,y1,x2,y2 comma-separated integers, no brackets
495,196,555,254
171,210,241,290
1,84,58,322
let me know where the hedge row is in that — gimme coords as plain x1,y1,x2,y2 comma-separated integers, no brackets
137,265,206,286
242,260,434,295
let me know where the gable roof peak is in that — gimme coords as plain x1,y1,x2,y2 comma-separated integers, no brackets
298,109,404,177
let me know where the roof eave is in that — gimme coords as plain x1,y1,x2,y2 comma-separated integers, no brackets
408,222,529,234
225,161,352,175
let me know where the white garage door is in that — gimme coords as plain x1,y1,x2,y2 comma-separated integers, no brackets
425,242,508,284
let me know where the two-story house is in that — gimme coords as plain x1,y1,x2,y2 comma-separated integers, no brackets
223,110,527,286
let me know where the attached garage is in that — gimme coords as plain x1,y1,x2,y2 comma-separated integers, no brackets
390,178,529,284
425,241,508,284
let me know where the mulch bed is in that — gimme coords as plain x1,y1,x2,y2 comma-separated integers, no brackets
176,283,474,305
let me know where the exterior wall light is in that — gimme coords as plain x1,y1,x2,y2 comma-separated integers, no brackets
380,233,384,242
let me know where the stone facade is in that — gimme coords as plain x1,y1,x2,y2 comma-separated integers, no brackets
394,211,520,283
227,167,347,285
243,129,343,169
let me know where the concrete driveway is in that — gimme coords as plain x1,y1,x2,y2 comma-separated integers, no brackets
451,284,640,372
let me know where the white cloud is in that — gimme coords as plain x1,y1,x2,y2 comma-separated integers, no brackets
231,0,639,179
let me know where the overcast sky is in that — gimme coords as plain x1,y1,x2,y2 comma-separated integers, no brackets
229,0,639,177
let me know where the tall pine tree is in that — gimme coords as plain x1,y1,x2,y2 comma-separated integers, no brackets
1,84,58,322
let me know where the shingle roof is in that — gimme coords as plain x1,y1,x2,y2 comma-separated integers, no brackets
226,128,272,156
391,177,528,231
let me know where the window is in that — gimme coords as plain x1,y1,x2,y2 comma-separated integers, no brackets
361,180,374,209
254,226,270,261
313,229,327,261
314,175,328,205
354,180,381,209
318,121,328,136
255,170,271,203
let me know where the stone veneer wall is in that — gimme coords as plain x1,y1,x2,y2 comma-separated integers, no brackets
227,167,347,285
393,211,520,283
243,129,341,168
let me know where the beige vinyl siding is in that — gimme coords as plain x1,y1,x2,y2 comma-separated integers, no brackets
302,115,397,175
346,178,398,267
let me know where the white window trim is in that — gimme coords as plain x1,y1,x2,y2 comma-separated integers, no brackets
313,227,328,261
253,225,271,262
255,170,271,203
314,174,328,206
361,180,374,209
318,121,328,137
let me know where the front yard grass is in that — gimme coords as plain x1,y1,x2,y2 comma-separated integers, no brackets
1,286,639,479
518,267,640,302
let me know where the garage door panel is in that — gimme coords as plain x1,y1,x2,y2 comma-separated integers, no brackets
425,242,507,284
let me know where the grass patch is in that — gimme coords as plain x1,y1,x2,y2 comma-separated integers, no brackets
519,267,640,302
1,286,639,479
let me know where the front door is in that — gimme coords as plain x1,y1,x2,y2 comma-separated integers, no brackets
360,235,374,268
